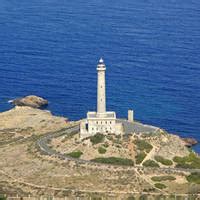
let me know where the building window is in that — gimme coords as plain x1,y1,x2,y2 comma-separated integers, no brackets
110,121,112,124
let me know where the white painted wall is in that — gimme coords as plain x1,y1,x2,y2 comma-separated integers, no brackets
97,68,106,114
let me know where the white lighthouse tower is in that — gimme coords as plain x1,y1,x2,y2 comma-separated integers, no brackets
97,58,106,115
80,58,123,139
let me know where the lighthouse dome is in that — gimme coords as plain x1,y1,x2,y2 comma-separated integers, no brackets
97,58,106,69
99,58,104,64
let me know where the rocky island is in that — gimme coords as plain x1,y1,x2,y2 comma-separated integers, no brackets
12,95,48,108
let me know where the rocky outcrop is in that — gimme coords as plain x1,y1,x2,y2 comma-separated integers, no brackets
182,137,198,147
0,106,68,135
151,134,190,160
12,95,48,108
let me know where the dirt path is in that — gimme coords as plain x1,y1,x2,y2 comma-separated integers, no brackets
141,145,157,166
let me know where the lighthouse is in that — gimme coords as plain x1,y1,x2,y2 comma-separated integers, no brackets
80,58,123,139
97,58,106,115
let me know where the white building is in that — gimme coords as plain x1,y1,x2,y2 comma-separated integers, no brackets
80,58,123,139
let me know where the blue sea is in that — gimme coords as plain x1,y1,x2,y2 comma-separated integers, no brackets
0,0,200,151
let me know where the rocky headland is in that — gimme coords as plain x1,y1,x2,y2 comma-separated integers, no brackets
0,100,199,198
0,106,68,138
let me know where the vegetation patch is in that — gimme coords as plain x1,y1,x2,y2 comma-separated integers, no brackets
90,133,105,145
134,140,153,153
91,157,134,166
154,183,167,189
186,172,200,184
66,150,83,158
173,153,200,169
143,160,159,168
106,135,113,141
127,196,135,200
115,144,122,148
98,146,107,154
151,176,176,182
0,196,6,200
113,139,122,145
154,156,173,166
139,194,148,200
90,197,102,200
135,152,147,164
102,142,109,148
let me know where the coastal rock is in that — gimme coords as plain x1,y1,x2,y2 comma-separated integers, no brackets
152,134,190,159
182,137,198,147
12,95,48,108
0,106,68,135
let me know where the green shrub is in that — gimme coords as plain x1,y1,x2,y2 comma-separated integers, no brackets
143,160,159,168
173,156,185,163
173,153,200,169
154,183,167,189
91,197,102,200
154,194,166,200
127,196,135,200
151,176,176,182
0,197,6,200
91,157,134,166
114,139,122,144
154,156,173,166
175,163,194,169
98,146,106,154
115,144,122,148
106,135,113,141
90,133,105,145
115,134,121,139
139,194,148,200
103,143,109,148
134,140,153,153
186,172,200,184
135,152,147,164
66,150,83,158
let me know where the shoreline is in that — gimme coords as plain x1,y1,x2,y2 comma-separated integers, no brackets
1,102,199,150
